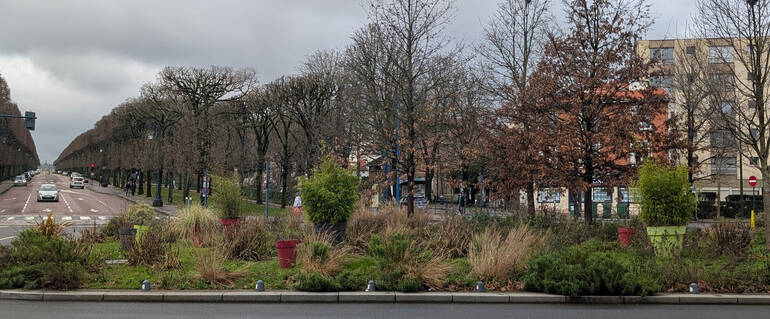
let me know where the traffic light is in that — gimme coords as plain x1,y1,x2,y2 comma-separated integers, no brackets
91,163,95,168
24,112,35,131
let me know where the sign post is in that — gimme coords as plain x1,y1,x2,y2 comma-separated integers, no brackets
749,176,757,229
201,171,210,207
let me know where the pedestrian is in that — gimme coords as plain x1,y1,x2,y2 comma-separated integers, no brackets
130,181,136,196
293,192,302,216
458,191,465,215
124,181,131,197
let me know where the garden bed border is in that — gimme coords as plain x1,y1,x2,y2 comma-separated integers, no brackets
2,290,769,304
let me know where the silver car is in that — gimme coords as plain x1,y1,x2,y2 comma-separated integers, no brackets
13,176,27,186
70,176,85,189
37,184,59,202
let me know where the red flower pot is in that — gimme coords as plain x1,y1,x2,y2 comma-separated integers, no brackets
618,227,636,247
276,239,299,268
220,218,240,231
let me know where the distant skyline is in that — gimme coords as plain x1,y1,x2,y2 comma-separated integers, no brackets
0,0,694,163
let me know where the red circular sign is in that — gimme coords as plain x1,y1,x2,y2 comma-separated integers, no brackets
749,176,757,187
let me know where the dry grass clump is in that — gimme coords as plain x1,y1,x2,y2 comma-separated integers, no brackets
297,231,352,277
426,215,472,258
368,232,453,290
171,205,220,246
345,203,429,251
35,213,72,238
194,247,245,287
222,217,275,261
468,224,548,282
126,222,179,268
78,223,106,244
705,220,752,258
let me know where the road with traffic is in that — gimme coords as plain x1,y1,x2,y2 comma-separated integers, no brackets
0,170,129,244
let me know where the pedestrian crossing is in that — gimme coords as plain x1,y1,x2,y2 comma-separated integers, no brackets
0,215,113,225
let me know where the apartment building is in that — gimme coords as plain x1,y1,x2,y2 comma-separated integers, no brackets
637,38,763,201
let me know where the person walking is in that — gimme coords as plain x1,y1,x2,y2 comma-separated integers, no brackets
293,192,302,216
130,181,136,196
124,181,131,197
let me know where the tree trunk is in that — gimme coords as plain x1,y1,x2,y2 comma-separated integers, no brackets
526,182,536,218
584,187,594,224
182,172,190,200
425,168,434,203
716,175,722,218
280,166,289,208
167,172,174,203
138,170,144,195
762,166,770,251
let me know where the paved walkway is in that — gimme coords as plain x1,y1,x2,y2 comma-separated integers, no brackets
88,184,178,216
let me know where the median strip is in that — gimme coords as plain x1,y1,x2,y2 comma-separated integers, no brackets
2,290,769,304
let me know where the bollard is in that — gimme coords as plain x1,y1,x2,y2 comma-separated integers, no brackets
255,280,265,292
365,280,376,292
475,281,485,292
689,283,698,294
141,280,151,291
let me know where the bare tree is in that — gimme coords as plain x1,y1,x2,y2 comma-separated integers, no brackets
695,0,770,247
479,0,551,216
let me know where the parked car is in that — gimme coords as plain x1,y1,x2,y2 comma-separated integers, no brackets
13,176,27,187
37,184,59,202
70,176,85,189
62,171,69,176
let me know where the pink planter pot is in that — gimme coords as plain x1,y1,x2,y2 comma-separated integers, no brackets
618,227,636,247
276,239,299,268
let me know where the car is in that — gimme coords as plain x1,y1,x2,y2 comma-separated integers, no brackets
62,171,69,176
37,184,59,202
13,176,27,187
56,170,62,174
70,176,85,189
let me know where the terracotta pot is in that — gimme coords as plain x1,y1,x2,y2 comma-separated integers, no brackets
617,227,635,247
275,239,299,268
220,218,240,231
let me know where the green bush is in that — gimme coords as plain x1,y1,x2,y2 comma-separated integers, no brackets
634,161,695,226
211,175,245,219
124,202,155,226
295,272,342,292
300,157,359,226
522,241,661,296
0,230,93,290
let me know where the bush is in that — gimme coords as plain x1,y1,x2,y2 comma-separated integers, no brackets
468,225,548,283
301,157,359,226
635,161,695,226
35,213,72,238
367,233,452,291
345,204,429,252
101,215,128,239
294,272,342,292
194,247,245,287
124,202,155,225
222,217,275,261
0,229,93,290
523,241,661,296
426,215,472,258
211,175,245,219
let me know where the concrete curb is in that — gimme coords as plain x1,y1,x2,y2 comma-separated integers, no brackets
2,290,769,304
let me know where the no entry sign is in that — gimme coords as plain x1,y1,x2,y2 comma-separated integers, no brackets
749,176,757,187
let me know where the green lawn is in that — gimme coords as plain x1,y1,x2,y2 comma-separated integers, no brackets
148,185,287,216
85,240,297,290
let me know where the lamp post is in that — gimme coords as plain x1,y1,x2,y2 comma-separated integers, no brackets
99,148,108,187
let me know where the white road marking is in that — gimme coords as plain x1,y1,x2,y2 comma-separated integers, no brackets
21,193,32,214
25,216,34,220
43,208,52,213
61,193,74,213
0,209,5,213
7,216,15,220
80,216,91,220
98,216,107,220
62,216,72,221
77,197,84,201
0,236,16,241
89,209,99,213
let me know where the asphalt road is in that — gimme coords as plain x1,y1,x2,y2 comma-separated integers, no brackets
0,301,768,319
0,170,129,244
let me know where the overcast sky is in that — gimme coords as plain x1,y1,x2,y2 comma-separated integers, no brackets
0,0,693,164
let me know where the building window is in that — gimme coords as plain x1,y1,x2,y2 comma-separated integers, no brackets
650,75,674,88
710,130,735,148
751,128,759,140
686,46,696,55
630,152,637,165
592,187,611,202
751,157,759,166
650,47,674,64
618,187,634,203
537,188,561,203
709,73,735,91
711,156,737,175
709,46,734,63
749,101,757,110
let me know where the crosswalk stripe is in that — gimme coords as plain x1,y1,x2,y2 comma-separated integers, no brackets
62,216,72,221
79,216,91,220
98,216,107,220
7,216,15,220
25,216,34,220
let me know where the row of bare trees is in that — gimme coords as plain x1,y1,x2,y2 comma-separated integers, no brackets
0,73,39,180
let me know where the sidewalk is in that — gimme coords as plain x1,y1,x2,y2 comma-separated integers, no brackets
88,184,178,217
1,290,769,304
